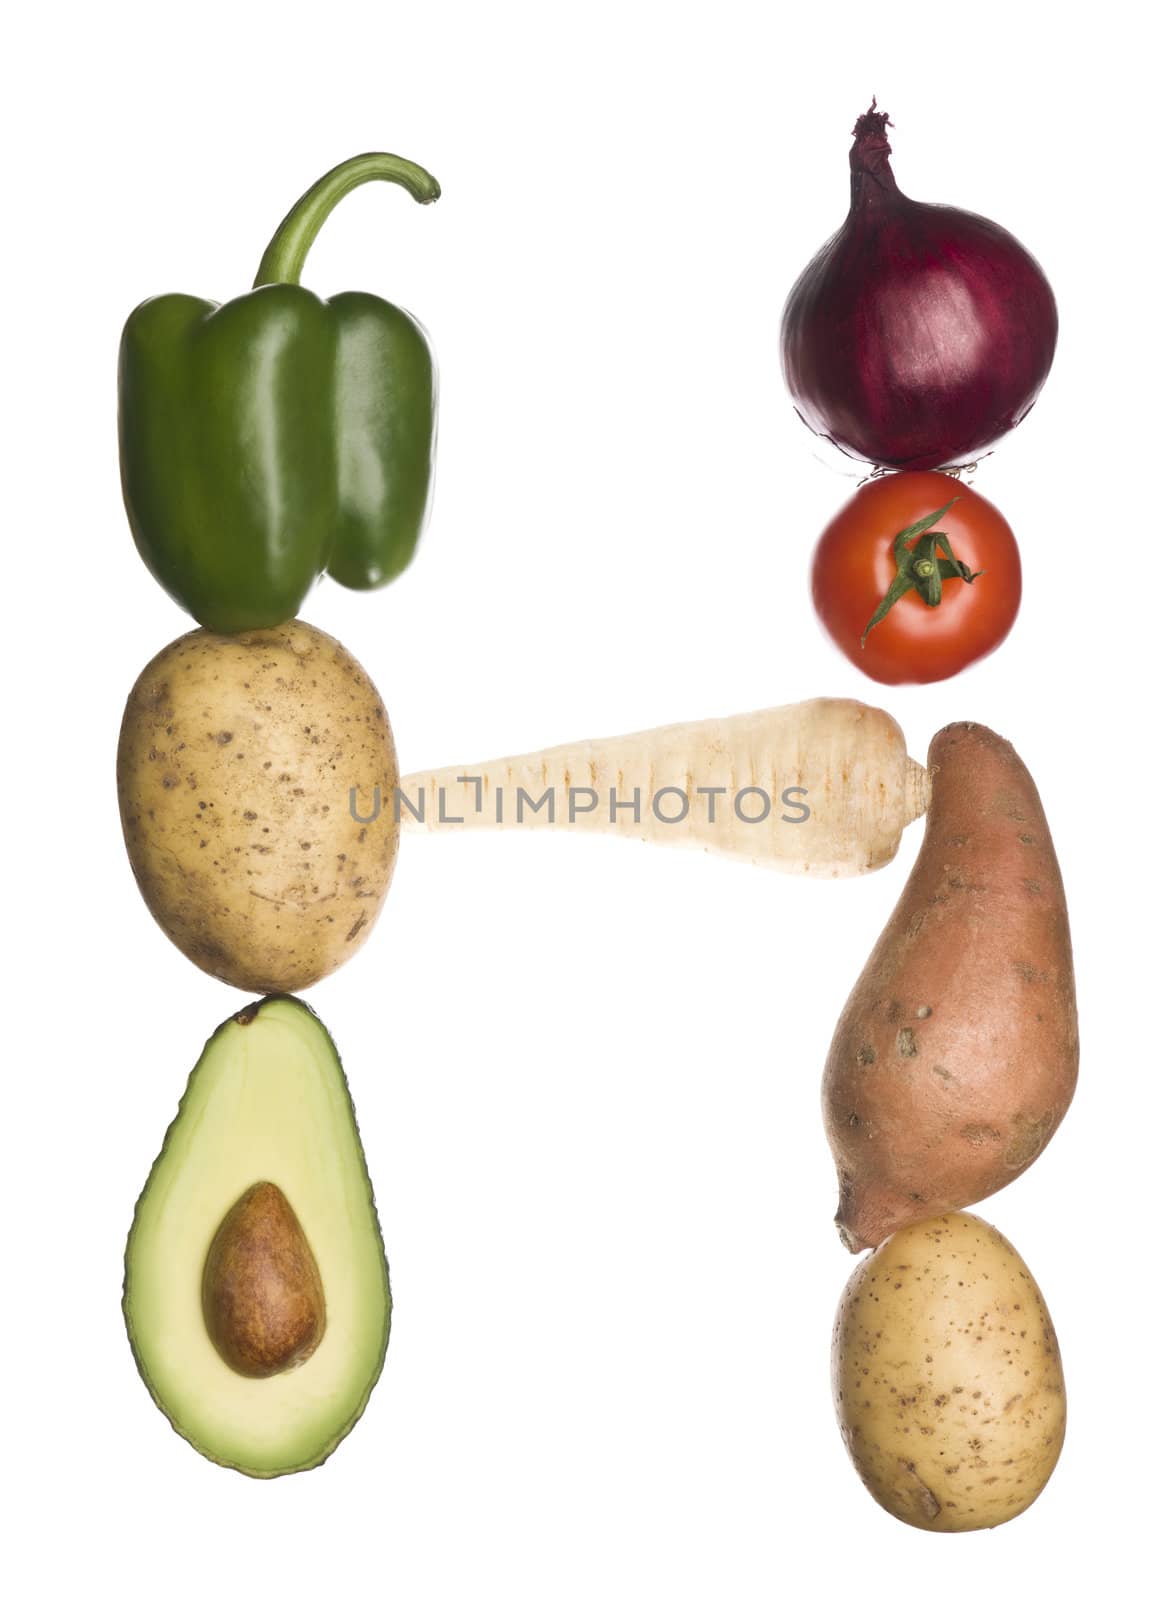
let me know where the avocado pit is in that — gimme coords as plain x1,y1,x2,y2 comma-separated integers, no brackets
202,1181,326,1378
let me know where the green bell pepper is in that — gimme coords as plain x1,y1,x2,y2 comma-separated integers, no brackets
119,153,440,633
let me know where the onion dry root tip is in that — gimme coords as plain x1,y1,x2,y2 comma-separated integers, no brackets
853,99,892,139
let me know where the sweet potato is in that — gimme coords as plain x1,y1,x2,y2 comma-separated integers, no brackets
822,722,1078,1251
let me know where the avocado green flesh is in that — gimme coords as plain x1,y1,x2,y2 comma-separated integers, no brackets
124,997,390,1477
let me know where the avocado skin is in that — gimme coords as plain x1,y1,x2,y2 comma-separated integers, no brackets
123,995,391,1477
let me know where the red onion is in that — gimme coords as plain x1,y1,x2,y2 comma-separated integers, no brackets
780,104,1058,470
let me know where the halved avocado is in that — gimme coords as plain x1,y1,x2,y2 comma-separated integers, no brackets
123,996,391,1477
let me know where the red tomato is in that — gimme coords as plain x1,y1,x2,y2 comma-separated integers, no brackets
810,471,1022,685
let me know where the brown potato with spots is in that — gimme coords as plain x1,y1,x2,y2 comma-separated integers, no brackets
823,722,1078,1251
833,1211,1066,1532
118,621,398,992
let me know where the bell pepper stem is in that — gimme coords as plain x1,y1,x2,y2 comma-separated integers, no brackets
254,153,441,288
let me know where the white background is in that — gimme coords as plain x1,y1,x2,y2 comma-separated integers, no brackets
5,3,1146,1595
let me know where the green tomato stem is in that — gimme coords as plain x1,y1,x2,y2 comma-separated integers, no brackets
860,498,983,647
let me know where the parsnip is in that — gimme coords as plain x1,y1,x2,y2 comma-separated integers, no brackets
395,698,929,877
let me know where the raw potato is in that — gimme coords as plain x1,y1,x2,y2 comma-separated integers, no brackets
823,722,1078,1249
117,621,398,992
833,1211,1066,1532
